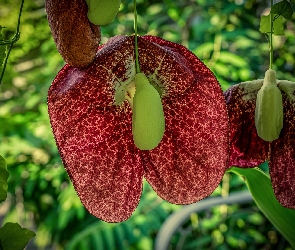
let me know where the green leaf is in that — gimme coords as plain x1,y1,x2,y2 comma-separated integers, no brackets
0,155,9,203
218,51,248,68
271,0,293,20
259,14,285,36
228,167,295,248
0,222,36,250
0,26,7,67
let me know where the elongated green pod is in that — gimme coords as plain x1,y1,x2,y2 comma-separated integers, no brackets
132,73,165,150
86,0,121,25
255,69,283,141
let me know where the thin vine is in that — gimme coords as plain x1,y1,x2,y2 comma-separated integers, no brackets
270,0,274,69
134,0,140,74
260,0,293,69
0,0,24,84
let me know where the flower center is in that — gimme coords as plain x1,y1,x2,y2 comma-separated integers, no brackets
125,81,136,109
114,73,165,150
114,80,135,107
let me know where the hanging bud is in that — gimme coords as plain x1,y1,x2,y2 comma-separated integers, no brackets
85,0,121,25
45,0,100,68
255,69,283,141
132,73,165,150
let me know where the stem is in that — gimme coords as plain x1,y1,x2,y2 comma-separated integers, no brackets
134,0,140,73
269,0,274,69
0,0,24,84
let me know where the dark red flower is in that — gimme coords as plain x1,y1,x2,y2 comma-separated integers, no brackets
225,76,295,209
48,35,229,222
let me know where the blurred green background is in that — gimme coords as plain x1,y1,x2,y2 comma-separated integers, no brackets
0,0,294,249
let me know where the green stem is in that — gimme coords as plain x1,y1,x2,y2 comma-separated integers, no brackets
134,0,140,73
0,34,20,45
269,0,274,69
0,0,24,84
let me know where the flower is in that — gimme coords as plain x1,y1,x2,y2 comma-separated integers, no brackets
48,35,229,222
225,70,295,209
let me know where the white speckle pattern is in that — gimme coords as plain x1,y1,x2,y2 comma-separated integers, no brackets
48,35,229,222
225,78,295,209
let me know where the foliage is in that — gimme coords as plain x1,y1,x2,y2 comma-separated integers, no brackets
0,155,35,249
0,222,35,250
0,155,9,202
229,167,295,249
271,0,293,19
0,27,7,68
260,15,286,35
0,0,294,249
169,198,291,250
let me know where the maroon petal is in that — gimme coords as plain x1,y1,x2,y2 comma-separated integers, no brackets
48,36,144,222
224,81,270,168
140,36,229,204
48,35,230,220
270,87,295,209
138,36,197,97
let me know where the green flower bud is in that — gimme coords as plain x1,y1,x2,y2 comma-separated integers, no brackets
86,0,121,25
255,69,283,141
132,73,165,150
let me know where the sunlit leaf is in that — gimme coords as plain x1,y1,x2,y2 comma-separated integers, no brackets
0,155,9,202
0,222,35,250
218,51,248,68
271,0,293,20
228,167,295,248
259,14,285,36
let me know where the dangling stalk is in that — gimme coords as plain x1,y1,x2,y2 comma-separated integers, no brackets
131,0,165,150
269,0,274,69
134,0,140,73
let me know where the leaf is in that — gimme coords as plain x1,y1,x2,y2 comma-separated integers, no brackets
113,226,125,250
0,45,6,67
228,167,295,248
90,233,104,250
101,228,115,250
218,51,248,68
271,0,293,20
0,222,36,250
0,155,9,203
65,222,113,250
259,14,285,36
0,26,7,67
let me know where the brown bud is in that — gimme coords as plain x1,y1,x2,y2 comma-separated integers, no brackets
45,0,101,68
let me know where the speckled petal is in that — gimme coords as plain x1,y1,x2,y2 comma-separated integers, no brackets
48,35,230,220
48,37,143,222
270,87,295,209
140,36,229,204
224,81,270,168
137,36,200,97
